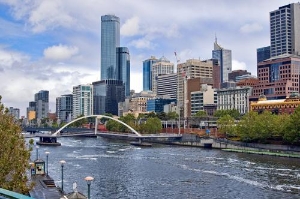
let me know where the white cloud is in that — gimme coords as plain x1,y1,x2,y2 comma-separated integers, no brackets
240,23,263,34
43,44,79,61
232,60,247,70
121,16,140,36
0,48,29,68
129,38,154,49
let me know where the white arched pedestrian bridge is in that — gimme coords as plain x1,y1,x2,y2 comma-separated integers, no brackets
52,115,142,137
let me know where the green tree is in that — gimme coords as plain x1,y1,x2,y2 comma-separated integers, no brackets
156,112,167,120
214,109,240,119
236,111,258,142
217,114,235,137
166,111,178,120
284,107,300,144
143,117,162,134
0,96,33,193
119,114,137,132
100,113,114,124
72,114,88,127
194,110,207,117
105,119,122,132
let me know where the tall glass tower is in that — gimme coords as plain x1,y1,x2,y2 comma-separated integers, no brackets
270,3,300,57
101,15,120,80
143,56,158,91
212,40,232,83
116,47,130,97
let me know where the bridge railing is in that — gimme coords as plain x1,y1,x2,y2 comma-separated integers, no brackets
0,188,34,199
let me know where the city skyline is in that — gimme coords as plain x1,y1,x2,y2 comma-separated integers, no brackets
0,0,295,115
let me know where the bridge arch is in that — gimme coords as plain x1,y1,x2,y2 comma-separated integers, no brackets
52,115,142,137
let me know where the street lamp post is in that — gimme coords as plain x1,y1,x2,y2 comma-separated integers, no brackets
35,146,39,160
85,176,94,199
59,160,66,193
45,151,50,176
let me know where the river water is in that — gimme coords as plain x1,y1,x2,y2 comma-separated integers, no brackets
29,136,300,199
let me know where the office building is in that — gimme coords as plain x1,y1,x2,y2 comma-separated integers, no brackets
147,98,176,113
217,86,252,115
228,70,251,82
157,73,177,99
270,3,300,57
56,94,73,122
101,15,120,80
93,80,125,116
151,56,174,94
177,59,214,117
251,54,300,100
190,84,217,116
212,39,232,83
143,56,158,91
257,46,271,63
116,47,130,96
72,84,93,119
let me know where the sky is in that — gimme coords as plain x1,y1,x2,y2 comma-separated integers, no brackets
0,0,295,116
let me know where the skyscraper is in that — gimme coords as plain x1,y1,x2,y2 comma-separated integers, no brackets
34,90,49,119
270,3,300,57
143,56,158,91
212,39,232,83
151,56,174,95
92,80,125,115
116,47,130,97
101,15,120,80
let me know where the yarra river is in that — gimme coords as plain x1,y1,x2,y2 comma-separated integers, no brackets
29,137,300,199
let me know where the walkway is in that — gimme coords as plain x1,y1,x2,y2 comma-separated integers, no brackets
29,175,63,199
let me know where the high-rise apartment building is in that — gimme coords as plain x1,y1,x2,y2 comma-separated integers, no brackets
9,107,20,120
116,47,130,97
151,56,174,95
56,94,73,122
92,80,125,116
270,3,300,57
35,90,49,119
212,40,232,83
143,56,158,91
72,85,93,119
101,15,120,80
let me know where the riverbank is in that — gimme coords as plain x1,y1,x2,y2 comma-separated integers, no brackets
97,132,300,158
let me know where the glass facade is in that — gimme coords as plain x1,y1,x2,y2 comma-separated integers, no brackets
257,46,271,63
93,80,125,115
212,43,232,83
143,57,158,91
116,47,130,96
146,98,176,113
101,15,120,80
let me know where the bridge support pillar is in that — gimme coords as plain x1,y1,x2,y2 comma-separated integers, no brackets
95,117,98,135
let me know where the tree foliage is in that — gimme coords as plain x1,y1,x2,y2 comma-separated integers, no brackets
141,117,162,134
219,108,300,144
194,110,207,117
0,96,33,193
214,109,240,119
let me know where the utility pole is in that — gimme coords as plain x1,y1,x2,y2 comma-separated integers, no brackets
174,51,181,135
